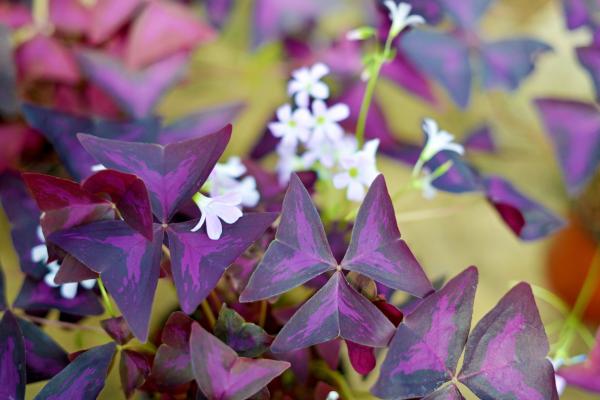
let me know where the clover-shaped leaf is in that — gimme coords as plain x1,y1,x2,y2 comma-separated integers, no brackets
214,305,272,358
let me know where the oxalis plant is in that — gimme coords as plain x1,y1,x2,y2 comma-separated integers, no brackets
2,1,600,400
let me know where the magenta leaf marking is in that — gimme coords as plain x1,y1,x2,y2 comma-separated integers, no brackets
458,283,558,400
78,127,231,222
341,175,433,297
35,342,116,400
271,272,395,353
100,316,133,346
167,213,277,313
372,267,478,399
189,323,290,400
240,174,337,302
151,312,195,387
76,50,188,119
0,311,26,400
48,221,164,341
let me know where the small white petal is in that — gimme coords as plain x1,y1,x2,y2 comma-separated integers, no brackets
310,63,330,80
81,279,96,289
205,213,223,240
347,180,366,201
44,269,59,288
333,172,352,189
191,213,206,232
327,103,350,122
310,81,330,100
31,244,49,263
276,104,292,122
295,91,310,108
60,283,78,300
91,164,106,172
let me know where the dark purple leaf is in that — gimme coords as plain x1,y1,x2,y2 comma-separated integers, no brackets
463,125,496,153
381,52,437,104
120,350,152,398
100,316,133,345
76,50,188,119
54,255,98,284
16,316,69,383
535,98,600,194
13,276,103,316
214,305,273,358
422,384,465,400
372,267,478,399
78,127,231,222
22,173,107,211
82,169,154,240
271,272,395,353
167,213,277,313
427,152,483,194
48,221,164,341
272,348,310,382
401,29,472,108
341,175,432,297
315,340,340,370
437,0,493,28
35,342,116,400
21,104,161,180
151,312,195,387
479,39,552,91
346,341,376,375
0,311,25,400
558,329,600,392
189,323,290,400
240,175,336,302
458,283,558,400
563,0,600,30
484,176,564,240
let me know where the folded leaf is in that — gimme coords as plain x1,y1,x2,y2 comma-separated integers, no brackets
422,384,465,400
120,350,152,398
458,283,558,400
100,316,133,345
0,311,25,400
151,312,195,387
189,323,290,400
89,0,143,44
214,305,272,358
341,175,432,297
463,125,496,153
35,342,116,400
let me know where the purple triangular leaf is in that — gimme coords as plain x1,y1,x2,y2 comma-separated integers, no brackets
437,0,493,27
484,176,564,240
78,127,231,222
22,173,107,211
463,125,496,153
35,342,116,400
535,98,600,194
563,0,599,30
577,43,600,103
119,350,152,398
100,316,133,345
48,221,164,341
427,151,483,194
271,272,395,353
151,312,195,387
89,0,143,44
16,316,69,383
189,323,290,400
167,213,276,313
0,311,26,400
214,305,273,358
372,267,478,399
422,384,465,400
458,283,558,400
21,104,160,180
76,50,188,119
558,329,600,392
82,169,154,240
240,175,336,302
54,255,98,284
341,175,432,297
346,341,376,375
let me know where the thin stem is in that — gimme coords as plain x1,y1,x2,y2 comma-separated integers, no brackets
310,361,355,400
258,300,268,327
209,291,222,311
201,300,216,329
97,277,117,318
17,313,106,333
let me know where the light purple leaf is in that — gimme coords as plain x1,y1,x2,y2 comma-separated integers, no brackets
380,51,437,104
535,98,600,194
463,125,496,153
89,0,143,44
372,267,478,399
271,272,395,353
100,316,133,345
427,152,483,194
78,126,231,222
458,283,558,400
563,0,600,30
76,50,188,119
35,342,116,400
401,29,472,108
0,311,25,400
341,175,432,297
119,350,152,398
484,176,564,241
240,174,336,302
479,39,552,91
422,384,465,400
151,312,195,387
167,213,276,313
558,329,600,392
189,323,290,400
437,0,493,28
48,221,164,341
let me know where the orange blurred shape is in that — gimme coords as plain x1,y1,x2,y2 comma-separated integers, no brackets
547,215,600,323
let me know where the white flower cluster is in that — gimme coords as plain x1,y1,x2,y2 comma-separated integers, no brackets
31,226,96,299
191,157,260,240
273,63,380,202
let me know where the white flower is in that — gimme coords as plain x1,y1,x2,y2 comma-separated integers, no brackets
287,63,330,107
310,100,350,144
302,134,358,169
276,143,305,185
421,118,464,162
191,192,243,240
384,1,425,38
551,359,567,397
207,157,260,208
268,104,313,148
90,164,106,172
417,167,438,199
326,392,340,400
333,139,380,201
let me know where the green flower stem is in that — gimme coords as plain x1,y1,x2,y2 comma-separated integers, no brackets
553,247,600,361
355,31,396,147
201,299,216,329
310,361,355,400
97,277,117,318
